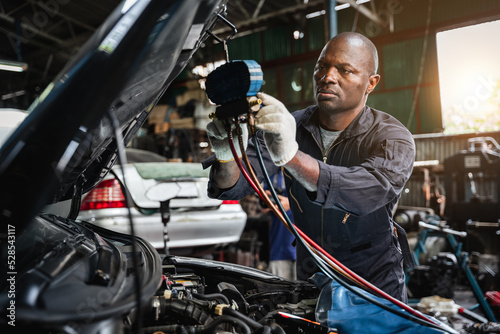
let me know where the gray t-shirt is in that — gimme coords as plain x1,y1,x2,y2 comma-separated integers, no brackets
320,127,342,155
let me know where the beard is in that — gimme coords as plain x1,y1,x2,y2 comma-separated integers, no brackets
316,96,344,114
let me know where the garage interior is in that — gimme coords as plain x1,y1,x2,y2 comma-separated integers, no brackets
1,0,500,331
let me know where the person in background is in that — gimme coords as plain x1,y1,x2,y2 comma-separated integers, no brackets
261,169,296,281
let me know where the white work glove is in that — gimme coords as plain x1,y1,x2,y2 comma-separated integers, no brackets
254,92,298,166
206,119,248,162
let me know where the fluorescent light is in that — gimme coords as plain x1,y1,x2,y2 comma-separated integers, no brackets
1,90,26,100
0,60,28,72
335,0,371,11
306,10,326,19
335,3,350,10
413,160,440,167
306,0,371,18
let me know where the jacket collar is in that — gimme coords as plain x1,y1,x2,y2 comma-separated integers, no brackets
300,104,374,139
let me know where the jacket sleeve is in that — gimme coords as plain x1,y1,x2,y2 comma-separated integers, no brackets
311,127,415,216
205,131,279,200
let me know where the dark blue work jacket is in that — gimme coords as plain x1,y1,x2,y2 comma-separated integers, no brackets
206,104,415,301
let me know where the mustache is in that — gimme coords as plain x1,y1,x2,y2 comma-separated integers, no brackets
317,88,338,95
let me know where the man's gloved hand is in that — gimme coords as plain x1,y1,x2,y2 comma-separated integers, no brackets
254,92,298,166
206,119,248,162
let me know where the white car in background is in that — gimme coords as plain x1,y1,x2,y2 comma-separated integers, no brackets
0,108,28,147
77,148,247,255
0,111,246,255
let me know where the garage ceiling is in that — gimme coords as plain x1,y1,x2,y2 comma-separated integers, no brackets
0,0,325,108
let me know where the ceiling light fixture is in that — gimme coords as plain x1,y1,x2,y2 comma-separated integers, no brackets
293,30,304,39
1,90,26,100
0,59,28,72
306,0,371,18
306,10,326,19
335,0,371,11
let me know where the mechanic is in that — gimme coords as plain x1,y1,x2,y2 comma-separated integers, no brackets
203,32,415,302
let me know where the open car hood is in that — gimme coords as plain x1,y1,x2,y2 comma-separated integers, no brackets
0,0,227,228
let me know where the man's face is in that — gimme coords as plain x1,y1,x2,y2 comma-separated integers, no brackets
313,37,378,115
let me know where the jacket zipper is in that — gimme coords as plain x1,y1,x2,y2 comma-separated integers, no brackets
310,132,344,163
324,139,343,163
311,133,345,243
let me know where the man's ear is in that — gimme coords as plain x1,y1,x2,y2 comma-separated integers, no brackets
366,74,380,94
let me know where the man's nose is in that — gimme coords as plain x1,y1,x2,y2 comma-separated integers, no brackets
321,68,338,84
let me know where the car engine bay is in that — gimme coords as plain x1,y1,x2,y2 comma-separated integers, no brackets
8,213,326,334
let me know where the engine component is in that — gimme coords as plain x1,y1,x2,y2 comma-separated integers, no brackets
463,322,500,333
138,255,322,333
407,253,458,299
416,296,460,318
273,312,338,334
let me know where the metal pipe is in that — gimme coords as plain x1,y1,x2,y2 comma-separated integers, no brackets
326,0,337,39
418,221,467,238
